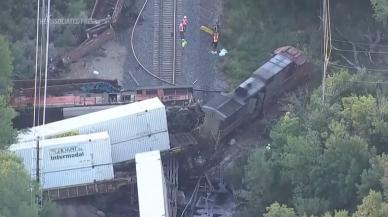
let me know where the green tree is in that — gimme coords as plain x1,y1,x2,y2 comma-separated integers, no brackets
0,35,16,148
0,151,39,217
370,0,388,25
314,131,370,209
293,197,329,217
0,0,92,78
333,210,350,217
321,210,350,217
0,151,56,217
0,36,13,92
0,95,16,148
264,202,297,217
239,69,388,216
356,154,388,200
354,190,388,217
242,150,291,215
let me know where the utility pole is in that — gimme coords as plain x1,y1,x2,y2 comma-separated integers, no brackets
321,0,331,103
36,136,40,184
35,136,42,209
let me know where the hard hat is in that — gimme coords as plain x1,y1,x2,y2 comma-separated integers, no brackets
184,16,187,19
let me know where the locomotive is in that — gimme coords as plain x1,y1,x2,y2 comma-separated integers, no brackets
200,46,312,141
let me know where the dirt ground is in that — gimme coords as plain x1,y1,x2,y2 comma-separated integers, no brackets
58,0,229,93
60,41,127,86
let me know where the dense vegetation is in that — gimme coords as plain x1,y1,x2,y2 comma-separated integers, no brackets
230,71,388,216
221,0,388,85
0,0,92,78
0,152,56,217
0,34,54,216
222,0,388,216
0,36,17,148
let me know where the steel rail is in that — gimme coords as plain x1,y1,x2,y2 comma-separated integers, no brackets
130,0,175,85
130,0,174,85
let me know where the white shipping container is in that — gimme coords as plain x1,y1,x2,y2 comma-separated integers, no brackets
42,164,114,189
17,98,167,144
136,151,169,217
9,132,112,174
112,131,170,163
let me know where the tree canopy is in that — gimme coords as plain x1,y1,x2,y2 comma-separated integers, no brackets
370,0,388,25
232,70,388,216
0,0,92,78
222,0,388,85
0,151,56,217
262,190,388,217
0,36,13,93
264,203,297,217
0,35,16,148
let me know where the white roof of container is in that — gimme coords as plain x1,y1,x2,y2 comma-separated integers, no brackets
18,97,164,142
10,131,110,150
136,150,169,217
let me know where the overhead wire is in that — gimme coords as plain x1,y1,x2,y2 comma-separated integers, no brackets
330,79,388,85
42,0,51,126
332,47,388,54
37,0,46,128
33,0,40,128
329,62,388,72
332,38,388,48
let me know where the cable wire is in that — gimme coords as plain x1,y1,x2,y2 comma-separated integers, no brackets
332,38,388,48
33,0,40,128
37,0,45,128
329,62,388,72
332,47,388,54
331,78,388,85
42,0,51,126
321,0,332,103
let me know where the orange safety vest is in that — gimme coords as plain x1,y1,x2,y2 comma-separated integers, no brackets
213,32,219,43
179,23,184,32
182,18,188,26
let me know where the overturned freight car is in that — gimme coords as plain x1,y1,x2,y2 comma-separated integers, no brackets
10,132,115,190
200,46,312,141
17,97,170,164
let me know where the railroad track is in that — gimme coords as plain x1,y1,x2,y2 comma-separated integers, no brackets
153,0,181,85
131,0,182,86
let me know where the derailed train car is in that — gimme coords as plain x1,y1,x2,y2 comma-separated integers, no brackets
200,46,312,141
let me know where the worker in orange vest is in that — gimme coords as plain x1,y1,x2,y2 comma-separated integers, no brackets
182,16,188,31
212,31,219,53
179,22,185,39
